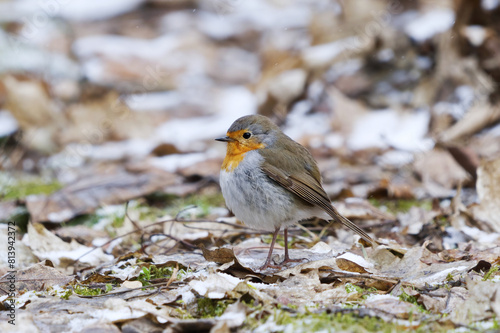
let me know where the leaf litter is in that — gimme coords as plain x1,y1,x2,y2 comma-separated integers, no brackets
2,0,500,332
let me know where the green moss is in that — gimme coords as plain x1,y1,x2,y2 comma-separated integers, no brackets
63,214,100,227
73,285,107,296
345,283,364,294
245,307,435,333
0,175,62,200
493,316,499,330
483,265,499,281
149,192,226,218
369,199,432,214
62,204,127,231
60,290,72,300
196,298,231,318
137,265,189,286
345,283,378,300
399,290,428,313
2,206,30,233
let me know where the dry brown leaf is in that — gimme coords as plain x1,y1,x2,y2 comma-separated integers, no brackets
23,223,113,274
0,200,18,222
439,104,500,143
364,295,421,319
414,148,469,196
2,75,63,153
200,245,236,264
450,276,499,325
336,258,368,273
373,243,476,288
0,260,72,295
327,87,369,135
471,158,500,231
26,167,177,223
55,225,109,245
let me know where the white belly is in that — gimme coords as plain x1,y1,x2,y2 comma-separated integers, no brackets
219,150,323,231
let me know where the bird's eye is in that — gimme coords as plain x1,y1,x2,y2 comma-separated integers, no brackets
243,132,251,139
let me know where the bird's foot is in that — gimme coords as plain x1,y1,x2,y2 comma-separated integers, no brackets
259,261,282,271
280,257,304,266
259,257,305,271
259,263,283,271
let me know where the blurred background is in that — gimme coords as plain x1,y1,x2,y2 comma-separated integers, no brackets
1,0,500,240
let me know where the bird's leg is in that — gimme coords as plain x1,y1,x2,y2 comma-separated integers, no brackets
259,227,282,270
281,228,304,265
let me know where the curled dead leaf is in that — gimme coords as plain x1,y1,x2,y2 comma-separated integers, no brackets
200,244,236,264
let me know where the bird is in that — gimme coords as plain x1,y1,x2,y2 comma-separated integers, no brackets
216,114,377,270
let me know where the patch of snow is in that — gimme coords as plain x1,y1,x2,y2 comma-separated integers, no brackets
92,237,109,247
308,242,333,254
86,139,156,161
377,150,414,167
337,252,374,269
46,209,74,223
210,207,230,217
155,87,256,151
73,34,180,61
455,85,476,108
415,56,433,70
461,226,500,243
348,109,433,151
125,91,183,112
376,49,394,62
109,264,140,280
181,289,196,305
0,0,145,22
365,294,399,302
218,86,257,117
197,11,245,40
462,25,488,47
482,0,500,11
268,69,307,103
14,290,40,307
324,133,344,149
0,31,79,78
0,110,18,137
218,305,246,324
405,9,455,42
283,104,331,141
434,85,476,120
302,37,359,68
442,227,469,249
96,204,126,217
149,153,212,173
411,266,470,285
434,102,464,120
196,0,311,39
189,272,242,299
159,11,196,34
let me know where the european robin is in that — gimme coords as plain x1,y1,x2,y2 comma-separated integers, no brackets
216,115,377,270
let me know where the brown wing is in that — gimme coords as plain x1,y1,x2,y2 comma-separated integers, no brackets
261,163,377,246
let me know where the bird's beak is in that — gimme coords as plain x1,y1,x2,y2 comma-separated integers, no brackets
215,136,236,142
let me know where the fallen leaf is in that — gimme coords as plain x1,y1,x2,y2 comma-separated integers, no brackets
23,223,113,274
26,167,177,223
439,104,500,143
200,245,236,264
471,158,500,231
0,260,72,296
414,149,469,196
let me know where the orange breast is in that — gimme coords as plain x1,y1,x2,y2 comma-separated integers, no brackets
221,132,265,171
